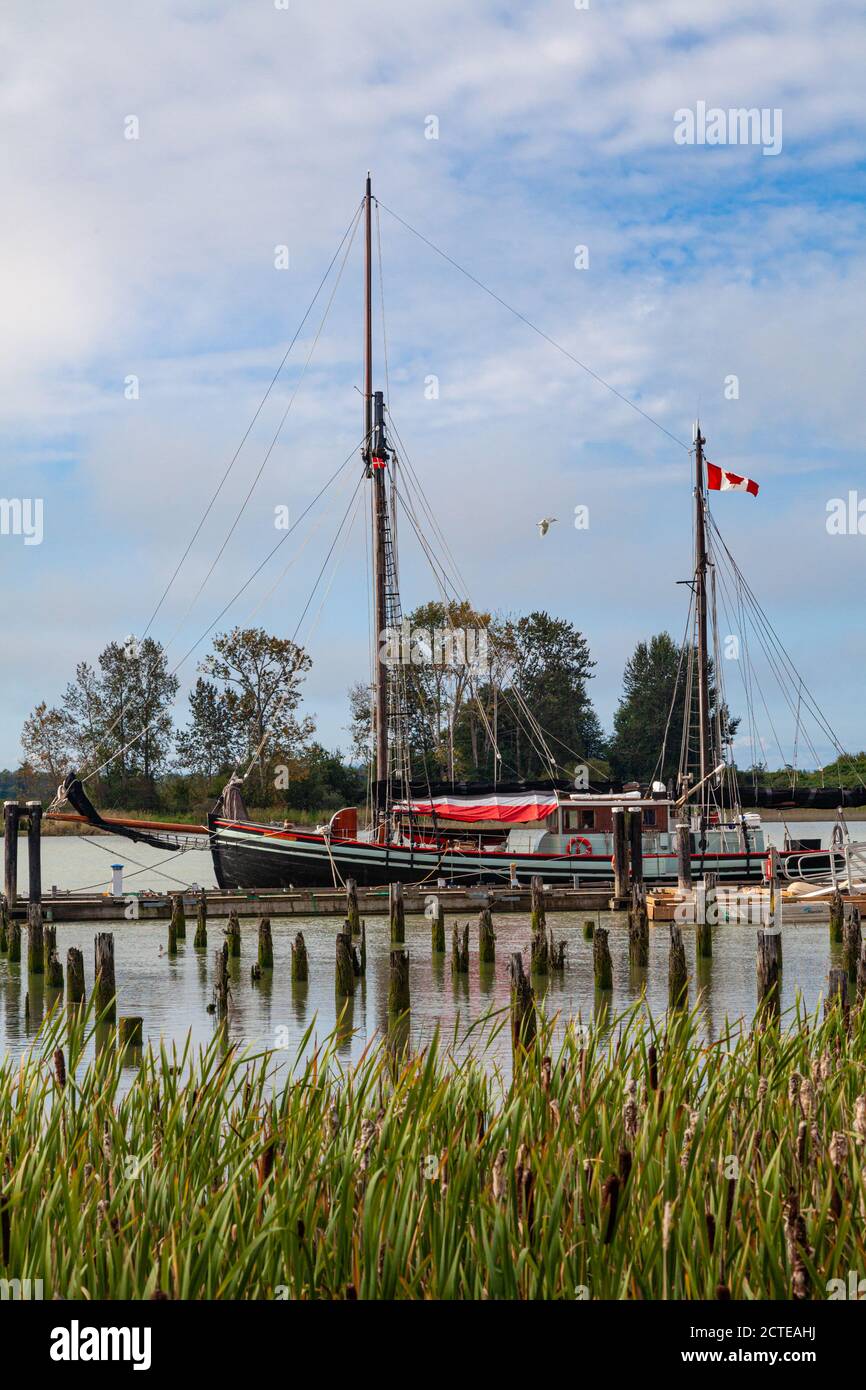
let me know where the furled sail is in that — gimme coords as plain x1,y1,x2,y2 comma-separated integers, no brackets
393,791,560,823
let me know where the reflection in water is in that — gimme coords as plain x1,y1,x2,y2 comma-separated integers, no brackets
0,909,841,1091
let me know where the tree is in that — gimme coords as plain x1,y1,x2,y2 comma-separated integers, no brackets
492,611,604,779
21,702,71,784
22,638,178,805
285,742,366,812
608,632,739,785
174,678,242,778
347,681,373,766
201,628,315,798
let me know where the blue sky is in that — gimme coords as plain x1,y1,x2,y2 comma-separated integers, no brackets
1,0,865,774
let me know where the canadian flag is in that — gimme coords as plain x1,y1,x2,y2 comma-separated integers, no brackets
706,461,759,497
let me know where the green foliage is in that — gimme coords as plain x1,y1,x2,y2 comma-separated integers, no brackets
3,997,864,1298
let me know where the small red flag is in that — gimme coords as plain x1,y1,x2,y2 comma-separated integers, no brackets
706,461,759,497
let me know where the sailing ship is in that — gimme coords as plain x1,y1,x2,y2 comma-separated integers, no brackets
55,176,865,890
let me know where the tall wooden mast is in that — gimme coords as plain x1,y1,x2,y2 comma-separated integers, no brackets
694,422,712,800
365,174,389,822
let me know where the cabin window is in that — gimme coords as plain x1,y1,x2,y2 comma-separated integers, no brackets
643,808,657,827
580,810,595,830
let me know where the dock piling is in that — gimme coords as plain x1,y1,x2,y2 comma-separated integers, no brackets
193,889,208,948
226,910,241,958
430,897,446,953
389,882,405,943
346,878,361,936
756,929,782,1015
291,931,308,982
593,925,613,990
478,906,496,964
4,802,20,908
26,802,42,909
27,903,44,976
612,808,629,906
388,948,410,1014
94,932,117,1021
451,922,469,975
258,918,274,970
509,952,536,1055
668,923,688,1009
676,822,692,895
335,930,355,996
66,947,85,1003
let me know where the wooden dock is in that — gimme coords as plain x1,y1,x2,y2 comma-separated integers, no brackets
8,882,616,924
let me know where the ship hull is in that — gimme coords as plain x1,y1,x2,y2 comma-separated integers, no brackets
209,816,768,889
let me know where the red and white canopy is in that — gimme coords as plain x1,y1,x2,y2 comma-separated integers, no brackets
394,792,558,824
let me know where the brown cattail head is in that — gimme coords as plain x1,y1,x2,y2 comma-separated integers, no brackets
602,1174,621,1244
53,1048,66,1089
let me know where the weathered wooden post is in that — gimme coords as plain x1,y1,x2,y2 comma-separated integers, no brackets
696,873,715,959
548,929,566,970
118,1017,143,1048
335,929,355,996
346,878,361,935
66,947,85,1003
3,806,20,911
628,884,649,967
612,807,629,906
94,932,117,1021
676,822,692,893
593,925,613,990
668,923,688,1009
43,925,63,990
583,917,595,940
430,897,446,953
214,942,229,1016
628,808,644,892
478,906,496,964
26,801,42,910
8,918,21,963
167,899,178,956
171,892,186,940
27,903,43,976
530,875,546,936
3,802,21,908
0,900,7,954
530,929,549,973
388,948,410,1013
389,881,405,943
451,921,469,975
193,889,208,948
258,917,274,970
46,948,64,991
291,931,308,982
756,929,782,1014
843,906,862,983
830,889,844,944
226,909,241,958
510,951,536,1055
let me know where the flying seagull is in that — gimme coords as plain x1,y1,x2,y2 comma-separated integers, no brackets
537,517,557,537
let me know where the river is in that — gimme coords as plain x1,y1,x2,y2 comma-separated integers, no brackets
0,827,857,1082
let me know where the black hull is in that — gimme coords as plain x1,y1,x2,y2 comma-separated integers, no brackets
209,816,768,890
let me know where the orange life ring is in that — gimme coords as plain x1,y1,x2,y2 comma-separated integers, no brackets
565,835,593,857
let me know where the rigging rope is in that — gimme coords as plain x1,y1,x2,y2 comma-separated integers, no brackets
377,198,690,453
